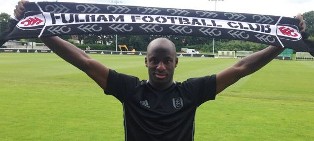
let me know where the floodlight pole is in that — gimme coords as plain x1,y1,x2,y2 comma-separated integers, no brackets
209,0,224,55
115,35,118,51
111,0,122,52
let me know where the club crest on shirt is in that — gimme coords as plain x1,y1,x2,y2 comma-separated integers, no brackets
172,97,183,109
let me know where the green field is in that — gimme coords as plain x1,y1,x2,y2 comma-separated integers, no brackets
0,53,313,141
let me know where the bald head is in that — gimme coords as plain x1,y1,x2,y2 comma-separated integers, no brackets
147,38,176,55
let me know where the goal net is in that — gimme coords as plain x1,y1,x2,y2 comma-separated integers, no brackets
217,51,236,58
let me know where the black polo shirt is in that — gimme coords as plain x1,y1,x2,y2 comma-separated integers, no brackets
104,69,216,141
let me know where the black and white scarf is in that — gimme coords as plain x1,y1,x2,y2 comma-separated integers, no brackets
0,2,313,54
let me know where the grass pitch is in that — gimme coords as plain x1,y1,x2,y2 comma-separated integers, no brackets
0,53,313,141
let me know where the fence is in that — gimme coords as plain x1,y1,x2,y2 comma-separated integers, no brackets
0,48,217,58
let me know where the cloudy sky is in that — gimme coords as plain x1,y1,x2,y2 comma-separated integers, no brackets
1,0,314,18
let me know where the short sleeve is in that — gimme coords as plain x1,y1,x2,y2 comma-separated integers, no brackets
182,75,217,106
104,69,140,102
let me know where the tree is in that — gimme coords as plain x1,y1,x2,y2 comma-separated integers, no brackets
303,11,314,37
0,12,10,34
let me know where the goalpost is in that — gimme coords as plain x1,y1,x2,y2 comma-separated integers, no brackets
217,51,236,58
295,52,314,60
236,51,254,58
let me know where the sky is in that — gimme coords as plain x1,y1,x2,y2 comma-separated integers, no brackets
1,0,314,18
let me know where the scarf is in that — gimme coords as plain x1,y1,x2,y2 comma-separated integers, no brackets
0,2,313,54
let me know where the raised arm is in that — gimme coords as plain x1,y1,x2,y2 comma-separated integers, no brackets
14,1,109,90
216,45,283,94
215,14,306,94
40,37,110,90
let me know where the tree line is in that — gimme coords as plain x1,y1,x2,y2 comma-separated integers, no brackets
1,11,313,53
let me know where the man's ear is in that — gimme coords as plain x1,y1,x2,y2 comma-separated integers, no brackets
145,57,148,67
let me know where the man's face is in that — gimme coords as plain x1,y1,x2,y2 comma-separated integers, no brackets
145,39,178,89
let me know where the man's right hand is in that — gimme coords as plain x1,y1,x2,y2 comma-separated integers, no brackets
14,0,28,20
295,13,306,33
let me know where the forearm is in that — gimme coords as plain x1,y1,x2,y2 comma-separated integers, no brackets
41,36,91,71
235,45,284,77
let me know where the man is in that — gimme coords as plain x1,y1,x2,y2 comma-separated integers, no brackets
14,1,306,141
